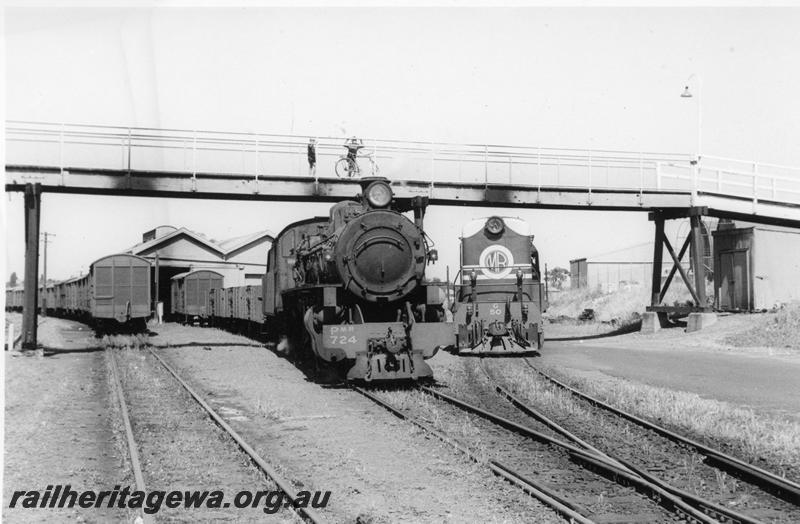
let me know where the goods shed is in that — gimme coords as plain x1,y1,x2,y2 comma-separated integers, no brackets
712,223,800,311
125,226,272,315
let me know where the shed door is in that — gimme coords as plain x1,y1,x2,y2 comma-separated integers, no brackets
719,250,749,310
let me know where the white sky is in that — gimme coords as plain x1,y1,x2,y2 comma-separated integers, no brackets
4,6,800,282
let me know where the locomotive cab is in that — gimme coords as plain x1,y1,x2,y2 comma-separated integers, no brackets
453,216,546,354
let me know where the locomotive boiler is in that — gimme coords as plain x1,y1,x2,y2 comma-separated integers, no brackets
263,178,452,381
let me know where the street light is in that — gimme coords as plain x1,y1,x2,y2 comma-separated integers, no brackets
681,74,702,161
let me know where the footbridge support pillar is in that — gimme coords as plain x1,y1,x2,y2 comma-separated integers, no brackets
642,206,715,332
21,183,42,349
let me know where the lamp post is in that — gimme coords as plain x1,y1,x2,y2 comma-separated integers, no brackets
680,74,702,161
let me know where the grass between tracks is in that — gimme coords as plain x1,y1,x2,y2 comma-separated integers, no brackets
100,334,150,349
497,362,800,479
376,365,497,465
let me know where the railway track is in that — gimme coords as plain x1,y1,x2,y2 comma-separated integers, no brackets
108,349,152,524
107,347,324,523
356,383,715,523
358,352,799,524
351,386,594,524
509,358,800,516
472,358,800,523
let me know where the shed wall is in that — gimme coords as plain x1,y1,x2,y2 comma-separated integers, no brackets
569,259,587,289
752,229,800,309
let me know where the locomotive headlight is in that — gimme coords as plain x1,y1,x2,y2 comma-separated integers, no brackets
365,181,393,208
428,249,438,262
485,216,505,235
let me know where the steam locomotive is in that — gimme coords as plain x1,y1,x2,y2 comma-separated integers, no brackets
262,177,452,381
452,216,546,354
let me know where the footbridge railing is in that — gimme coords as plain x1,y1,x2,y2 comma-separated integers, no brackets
5,121,800,223
5,120,689,188
656,155,800,208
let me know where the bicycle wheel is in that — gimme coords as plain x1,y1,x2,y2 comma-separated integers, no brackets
335,158,351,178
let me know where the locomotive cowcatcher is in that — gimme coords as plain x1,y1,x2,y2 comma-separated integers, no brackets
263,177,452,382
452,216,546,354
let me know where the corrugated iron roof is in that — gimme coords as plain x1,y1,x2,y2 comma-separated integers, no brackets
216,229,274,252
126,226,272,259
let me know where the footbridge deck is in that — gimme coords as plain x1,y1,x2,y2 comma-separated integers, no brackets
5,121,800,226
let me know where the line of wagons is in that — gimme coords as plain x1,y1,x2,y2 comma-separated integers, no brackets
6,254,152,335
4,260,261,336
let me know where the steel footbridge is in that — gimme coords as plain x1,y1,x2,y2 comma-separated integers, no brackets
5,120,800,226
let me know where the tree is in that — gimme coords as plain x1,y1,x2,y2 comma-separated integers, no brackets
8,272,17,286
547,267,570,290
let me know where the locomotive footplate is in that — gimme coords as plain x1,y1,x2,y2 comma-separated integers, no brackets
347,350,433,382
457,336,535,355
322,321,451,381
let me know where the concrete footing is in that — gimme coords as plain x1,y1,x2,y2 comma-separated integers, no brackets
640,312,662,334
686,312,717,333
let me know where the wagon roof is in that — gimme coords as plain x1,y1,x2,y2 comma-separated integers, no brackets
170,269,224,280
89,253,152,268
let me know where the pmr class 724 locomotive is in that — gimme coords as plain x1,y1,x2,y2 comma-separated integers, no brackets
452,216,546,354
262,177,453,382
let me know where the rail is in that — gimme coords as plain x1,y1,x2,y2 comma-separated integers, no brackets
522,358,800,506
147,348,325,523
417,384,718,523
351,386,595,524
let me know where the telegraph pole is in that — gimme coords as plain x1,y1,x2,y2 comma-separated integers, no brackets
41,232,55,317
